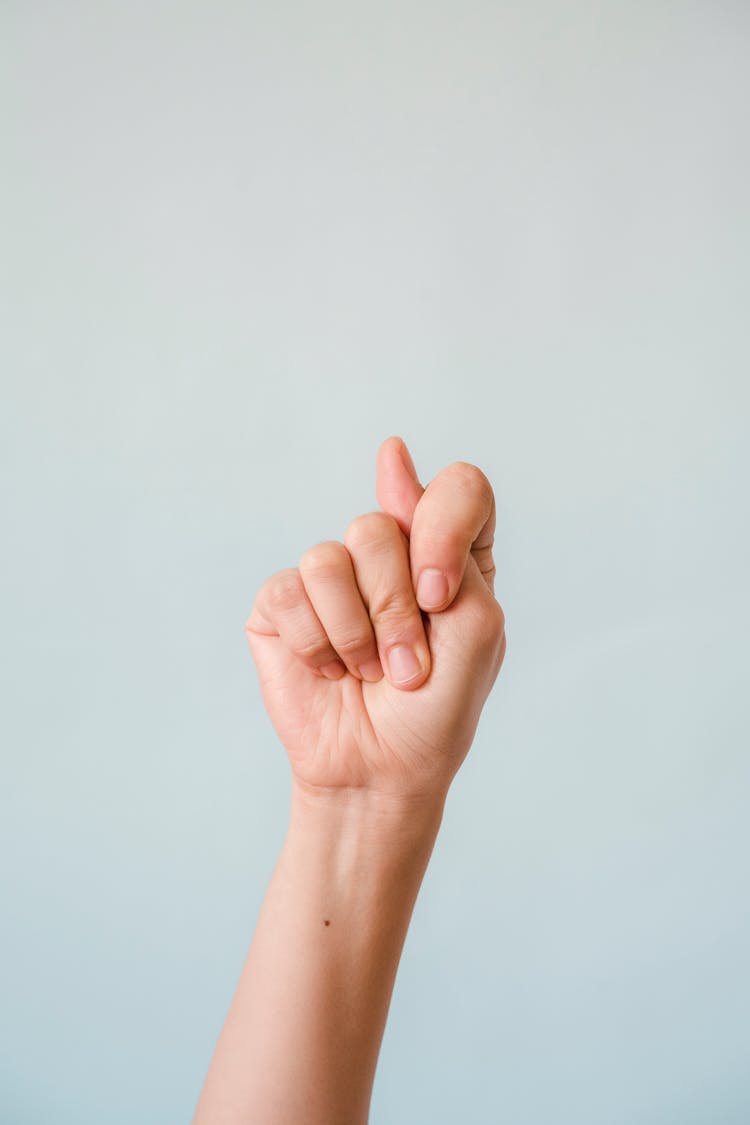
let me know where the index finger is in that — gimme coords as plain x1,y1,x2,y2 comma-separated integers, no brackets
408,461,496,611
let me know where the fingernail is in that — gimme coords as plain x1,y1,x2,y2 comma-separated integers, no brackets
417,569,449,610
386,644,422,685
359,658,383,683
321,660,346,681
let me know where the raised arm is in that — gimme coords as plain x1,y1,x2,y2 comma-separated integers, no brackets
193,436,506,1124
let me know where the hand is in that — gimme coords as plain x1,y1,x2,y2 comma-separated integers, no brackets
245,437,507,807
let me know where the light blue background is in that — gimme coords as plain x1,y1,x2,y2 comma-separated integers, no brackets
2,2,749,1122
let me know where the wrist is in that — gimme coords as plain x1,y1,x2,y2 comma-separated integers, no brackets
289,776,448,854
282,778,445,990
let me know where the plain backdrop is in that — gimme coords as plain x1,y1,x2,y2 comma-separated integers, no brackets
2,2,749,1122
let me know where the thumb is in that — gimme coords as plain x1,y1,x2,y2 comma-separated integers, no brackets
375,436,424,537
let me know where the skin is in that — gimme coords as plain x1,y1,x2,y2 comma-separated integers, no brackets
193,436,506,1124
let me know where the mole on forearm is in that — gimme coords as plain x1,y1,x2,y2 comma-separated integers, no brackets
324,919,330,926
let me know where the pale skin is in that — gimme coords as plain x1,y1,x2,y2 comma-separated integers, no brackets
193,436,507,1124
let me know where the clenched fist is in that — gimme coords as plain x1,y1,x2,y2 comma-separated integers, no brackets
245,436,506,806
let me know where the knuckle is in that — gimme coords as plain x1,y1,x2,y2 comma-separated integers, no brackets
265,568,303,611
370,585,417,631
344,511,400,552
295,632,332,662
332,631,372,658
299,540,347,581
448,461,494,505
468,598,506,652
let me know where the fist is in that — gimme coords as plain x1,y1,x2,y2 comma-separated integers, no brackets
245,437,506,805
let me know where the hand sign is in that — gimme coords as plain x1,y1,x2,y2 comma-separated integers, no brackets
245,437,506,806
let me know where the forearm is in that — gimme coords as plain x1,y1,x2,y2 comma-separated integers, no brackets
194,781,446,1125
